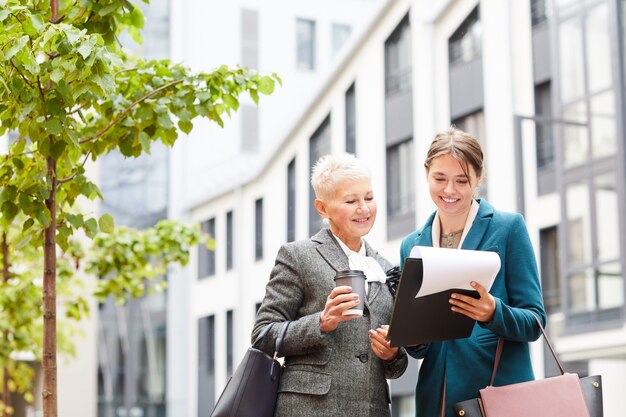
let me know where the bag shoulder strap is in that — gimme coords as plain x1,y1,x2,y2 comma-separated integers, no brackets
252,321,290,355
489,312,564,386
274,321,290,358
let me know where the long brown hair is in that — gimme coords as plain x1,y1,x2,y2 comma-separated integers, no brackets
424,127,484,187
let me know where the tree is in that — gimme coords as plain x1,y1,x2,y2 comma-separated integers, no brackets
1,216,86,417
0,1,279,416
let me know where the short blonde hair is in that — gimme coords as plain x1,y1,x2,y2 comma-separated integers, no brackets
310,153,371,201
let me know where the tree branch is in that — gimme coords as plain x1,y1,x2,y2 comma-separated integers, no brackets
79,79,183,144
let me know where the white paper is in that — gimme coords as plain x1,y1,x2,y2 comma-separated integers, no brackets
409,246,501,298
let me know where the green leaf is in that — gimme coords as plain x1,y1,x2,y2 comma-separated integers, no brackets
178,120,193,134
0,185,16,202
50,67,65,83
130,6,145,28
35,208,51,227
64,27,84,45
16,234,32,250
138,131,152,154
0,7,10,22
223,94,239,111
258,76,275,95
98,213,114,233
77,42,94,60
5,36,28,60
84,218,98,239
22,218,35,231
249,88,259,104
50,141,67,160
1,201,18,223
23,13,44,37
65,213,84,229
44,119,62,135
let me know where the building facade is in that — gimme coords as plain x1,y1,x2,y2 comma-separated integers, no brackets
169,0,626,416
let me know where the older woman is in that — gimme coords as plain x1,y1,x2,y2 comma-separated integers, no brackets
252,152,408,417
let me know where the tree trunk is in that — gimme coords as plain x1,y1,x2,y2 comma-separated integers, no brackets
42,157,57,417
43,3,60,416
2,233,10,417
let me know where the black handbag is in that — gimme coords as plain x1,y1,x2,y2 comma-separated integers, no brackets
210,321,290,417
452,314,603,417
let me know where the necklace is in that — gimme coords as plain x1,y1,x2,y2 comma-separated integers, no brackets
440,229,464,249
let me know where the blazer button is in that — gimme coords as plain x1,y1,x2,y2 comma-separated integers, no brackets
356,353,369,363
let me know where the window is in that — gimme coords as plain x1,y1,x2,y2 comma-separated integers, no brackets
531,0,550,26
226,310,234,377
309,116,331,237
449,7,482,65
540,226,561,314
198,218,216,278
345,83,356,155
287,158,296,242
297,18,315,70
198,315,215,417
534,82,555,170
241,105,259,152
241,9,258,68
385,15,412,95
226,210,233,270
255,198,263,260
451,111,487,198
386,139,415,239
331,23,351,56
564,174,623,325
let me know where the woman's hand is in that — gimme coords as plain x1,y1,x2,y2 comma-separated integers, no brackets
449,281,496,323
369,325,398,361
319,286,362,333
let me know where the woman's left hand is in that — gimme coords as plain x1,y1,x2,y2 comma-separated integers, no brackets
449,281,496,323
369,325,398,361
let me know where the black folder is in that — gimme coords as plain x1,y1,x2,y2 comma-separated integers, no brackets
387,257,480,347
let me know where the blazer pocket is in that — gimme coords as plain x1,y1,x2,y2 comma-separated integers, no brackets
278,369,331,396
285,347,332,367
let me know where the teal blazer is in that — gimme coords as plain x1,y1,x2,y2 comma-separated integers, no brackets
399,199,546,417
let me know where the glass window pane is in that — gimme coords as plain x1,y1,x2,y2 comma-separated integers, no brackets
598,262,623,309
559,17,585,103
448,8,482,64
255,198,263,260
386,139,414,218
586,4,612,93
590,92,617,158
566,182,590,265
297,19,315,70
562,102,588,168
595,173,619,262
568,270,589,313
331,23,351,56
385,16,411,95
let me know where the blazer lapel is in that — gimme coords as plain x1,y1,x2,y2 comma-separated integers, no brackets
313,229,349,274
363,241,385,302
460,199,494,251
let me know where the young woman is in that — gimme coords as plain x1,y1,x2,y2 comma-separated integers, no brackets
400,127,546,416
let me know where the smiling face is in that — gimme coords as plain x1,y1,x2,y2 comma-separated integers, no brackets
427,153,481,223
315,178,376,251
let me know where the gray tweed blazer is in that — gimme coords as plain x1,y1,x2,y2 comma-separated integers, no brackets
252,228,408,417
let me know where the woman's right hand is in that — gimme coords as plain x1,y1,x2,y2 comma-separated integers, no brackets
319,286,362,333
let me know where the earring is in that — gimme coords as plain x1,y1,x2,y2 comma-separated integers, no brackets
322,218,330,226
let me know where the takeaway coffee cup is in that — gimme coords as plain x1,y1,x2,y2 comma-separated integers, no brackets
334,270,366,316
